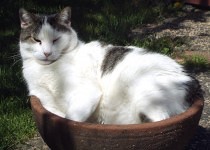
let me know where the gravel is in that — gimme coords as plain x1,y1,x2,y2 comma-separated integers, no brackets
186,72,210,150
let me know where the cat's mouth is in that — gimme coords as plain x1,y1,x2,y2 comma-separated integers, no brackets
36,58,56,65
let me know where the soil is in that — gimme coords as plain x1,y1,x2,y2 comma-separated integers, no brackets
15,5,210,150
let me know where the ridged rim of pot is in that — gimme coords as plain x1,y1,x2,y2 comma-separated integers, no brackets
30,96,204,132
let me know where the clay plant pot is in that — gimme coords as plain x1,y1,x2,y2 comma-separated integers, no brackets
185,0,210,7
30,96,204,150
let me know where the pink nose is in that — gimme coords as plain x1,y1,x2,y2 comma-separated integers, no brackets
44,52,52,57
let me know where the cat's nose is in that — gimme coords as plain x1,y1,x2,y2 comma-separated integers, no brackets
44,52,52,57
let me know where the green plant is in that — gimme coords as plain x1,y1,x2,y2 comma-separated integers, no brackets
0,104,36,150
131,36,185,55
0,29,36,148
184,55,209,72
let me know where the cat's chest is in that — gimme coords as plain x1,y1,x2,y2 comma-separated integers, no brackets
38,71,60,94
24,62,63,96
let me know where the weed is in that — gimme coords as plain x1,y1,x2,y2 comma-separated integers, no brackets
131,36,185,55
184,54,210,72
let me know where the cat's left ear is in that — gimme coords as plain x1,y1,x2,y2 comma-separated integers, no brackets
57,7,71,27
19,8,34,29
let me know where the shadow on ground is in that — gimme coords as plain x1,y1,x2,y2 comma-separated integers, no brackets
186,126,210,150
132,6,210,39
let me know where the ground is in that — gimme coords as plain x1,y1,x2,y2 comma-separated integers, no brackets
16,5,210,150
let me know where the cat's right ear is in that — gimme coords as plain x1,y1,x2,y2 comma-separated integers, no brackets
19,8,33,29
57,7,71,28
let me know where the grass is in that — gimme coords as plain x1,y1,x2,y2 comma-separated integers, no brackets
0,0,209,149
0,26,36,149
184,54,210,72
0,101,35,150
131,36,185,55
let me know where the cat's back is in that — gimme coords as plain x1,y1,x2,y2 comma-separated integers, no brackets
100,46,185,78
96,46,193,124
80,41,109,59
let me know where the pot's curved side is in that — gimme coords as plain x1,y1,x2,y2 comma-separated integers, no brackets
30,96,204,150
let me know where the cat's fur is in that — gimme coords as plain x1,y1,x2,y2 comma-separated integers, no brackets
19,7,201,124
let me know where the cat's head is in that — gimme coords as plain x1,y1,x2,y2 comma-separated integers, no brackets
19,7,78,65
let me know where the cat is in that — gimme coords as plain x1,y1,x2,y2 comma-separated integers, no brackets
19,7,201,124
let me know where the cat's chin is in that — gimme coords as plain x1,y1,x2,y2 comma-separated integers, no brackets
36,59,56,65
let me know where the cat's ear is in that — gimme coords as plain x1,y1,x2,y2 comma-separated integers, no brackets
57,7,71,27
19,8,34,29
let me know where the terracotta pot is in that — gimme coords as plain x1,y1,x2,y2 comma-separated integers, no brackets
30,96,204,150
185,0,210,7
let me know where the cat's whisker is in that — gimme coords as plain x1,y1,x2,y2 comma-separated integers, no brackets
11,58,22,67
8,53,22,66
9,52,21,59
10,55,21,61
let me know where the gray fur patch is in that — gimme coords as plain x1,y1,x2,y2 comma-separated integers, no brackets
20,13,71,42
19,15,44,42
47,14,71,32
101,46,131,76
185,76,203,104
139,113,152,123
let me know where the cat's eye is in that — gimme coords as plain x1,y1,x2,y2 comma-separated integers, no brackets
32,37,42,44
53,37,60,44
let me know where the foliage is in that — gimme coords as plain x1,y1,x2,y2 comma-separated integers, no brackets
0,22,36,148
184,54,210,72
131,36,185,55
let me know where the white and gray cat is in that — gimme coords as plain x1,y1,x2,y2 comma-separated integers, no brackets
19,7,201,124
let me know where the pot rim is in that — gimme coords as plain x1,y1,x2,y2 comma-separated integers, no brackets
30,96,204,131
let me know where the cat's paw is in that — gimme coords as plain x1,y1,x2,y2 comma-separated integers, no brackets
65,110,89,122
44,106,66,118
65,85,102,122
